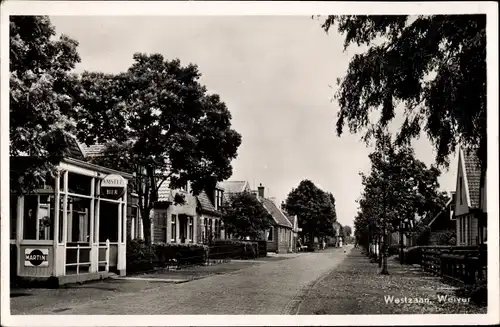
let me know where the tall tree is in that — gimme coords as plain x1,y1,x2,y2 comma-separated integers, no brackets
357,129,446,274
77,53,242,245
284,180,336,246
221,192,274,240
10,16,81,192
320,15,486,171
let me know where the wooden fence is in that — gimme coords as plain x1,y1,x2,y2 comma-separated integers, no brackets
420,245,487,286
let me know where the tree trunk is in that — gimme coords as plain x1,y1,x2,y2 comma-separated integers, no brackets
399,223,404,264
142,207,152,245
378,236,383,267
380,231,389,275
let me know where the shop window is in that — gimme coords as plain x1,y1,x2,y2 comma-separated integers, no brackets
10,195,17,239
23,195,55,241
60,171,66,192
99,201,119,242
67,197,91,243
67,172,92,195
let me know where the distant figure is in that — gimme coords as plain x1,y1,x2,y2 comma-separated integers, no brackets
322,239,326,250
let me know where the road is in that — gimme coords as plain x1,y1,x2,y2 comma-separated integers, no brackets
12,246,352,315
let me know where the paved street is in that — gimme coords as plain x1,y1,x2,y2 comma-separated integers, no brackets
11,246,351,315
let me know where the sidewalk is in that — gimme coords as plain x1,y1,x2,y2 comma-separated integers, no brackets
296,248,487,314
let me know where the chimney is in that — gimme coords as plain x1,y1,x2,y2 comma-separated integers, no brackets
258,183,265,198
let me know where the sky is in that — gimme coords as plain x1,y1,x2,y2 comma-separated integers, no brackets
49,15,458,228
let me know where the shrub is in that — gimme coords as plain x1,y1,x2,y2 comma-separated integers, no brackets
126,239,157,273
154,243,208,267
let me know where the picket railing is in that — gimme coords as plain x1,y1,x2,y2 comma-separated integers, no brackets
420,245,487,286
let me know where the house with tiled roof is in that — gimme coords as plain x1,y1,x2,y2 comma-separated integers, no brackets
196,184,225,243
255,184,294,253
454,147,487,245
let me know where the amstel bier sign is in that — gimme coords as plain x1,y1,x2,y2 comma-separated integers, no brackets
101,174,126,200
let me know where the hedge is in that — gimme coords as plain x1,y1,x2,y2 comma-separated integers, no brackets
155,242,208,266
209,239,258,260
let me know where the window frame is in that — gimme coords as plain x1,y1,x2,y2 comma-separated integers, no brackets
171,214,177,243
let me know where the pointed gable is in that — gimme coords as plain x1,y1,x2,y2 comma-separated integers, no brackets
258,197,293,229
463,148,482,209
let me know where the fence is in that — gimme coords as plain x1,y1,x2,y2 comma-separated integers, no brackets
419,245,487,286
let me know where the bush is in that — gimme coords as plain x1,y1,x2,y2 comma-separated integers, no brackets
154,243,208,267
402,246,421,265
127,239,157,273
209,239,258,260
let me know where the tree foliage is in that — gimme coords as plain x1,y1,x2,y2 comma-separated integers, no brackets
354,129,447,272
77,53,242,244
221,192,274,240
9,16,81,192
284,180,336,244
321,15,486,170
343,225,352,237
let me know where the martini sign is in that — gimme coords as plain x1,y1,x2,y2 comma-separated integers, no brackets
25,248,49,267
101,174,126,200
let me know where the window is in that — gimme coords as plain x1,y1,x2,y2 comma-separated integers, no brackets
155,212,167,243
189,217,193,242
204,218,208,243
215,190,222,211
23,195,55,241
180,182,188,192
68,197,91,243
171,214,177,242
209,219,213,239
268,227,273,241
67,172,92,195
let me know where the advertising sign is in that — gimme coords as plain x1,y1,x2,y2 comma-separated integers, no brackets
24,248,49,267
101,174,126,200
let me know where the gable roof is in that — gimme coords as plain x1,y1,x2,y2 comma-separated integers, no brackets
462,148,482,209
258,197,293,229
196,190,221,216
424,198,453,227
